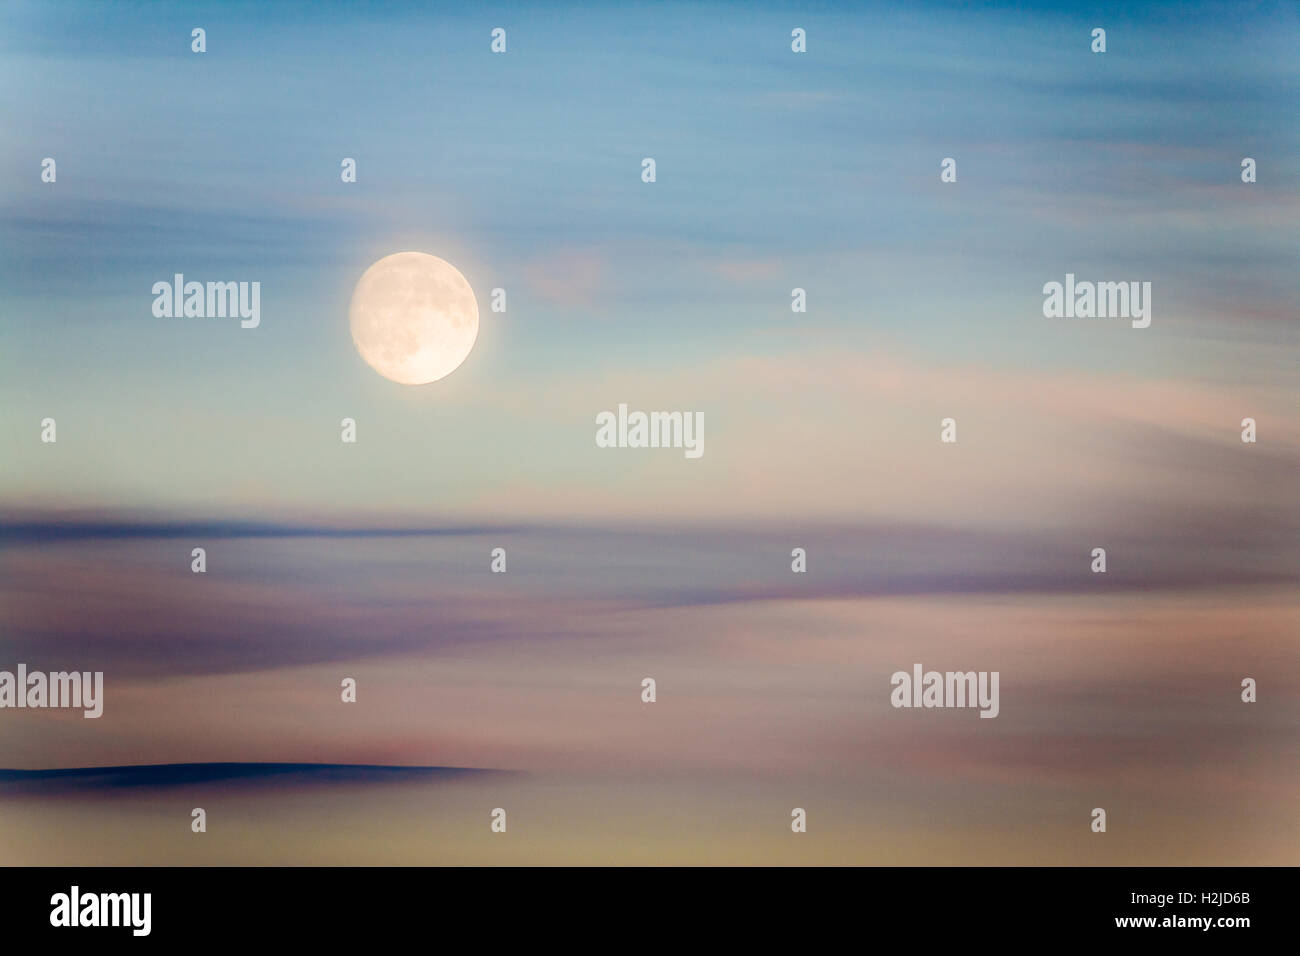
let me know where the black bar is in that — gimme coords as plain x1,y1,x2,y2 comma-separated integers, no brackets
1,867,1282,942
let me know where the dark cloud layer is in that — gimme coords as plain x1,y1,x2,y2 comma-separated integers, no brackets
1,514,1296,678
0,762,506,794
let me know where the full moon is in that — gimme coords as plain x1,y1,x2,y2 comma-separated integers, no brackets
349,251,479,385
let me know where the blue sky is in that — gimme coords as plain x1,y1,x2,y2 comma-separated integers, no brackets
1,0,1297,521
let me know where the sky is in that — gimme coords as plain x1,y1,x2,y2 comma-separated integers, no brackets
2,0,1297,527
1,0,1298,864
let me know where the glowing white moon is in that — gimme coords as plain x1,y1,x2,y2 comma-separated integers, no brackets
349,252,479,385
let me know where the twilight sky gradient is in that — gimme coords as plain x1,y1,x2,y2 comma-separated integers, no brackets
1,0,1298,864
2,0,1298,526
